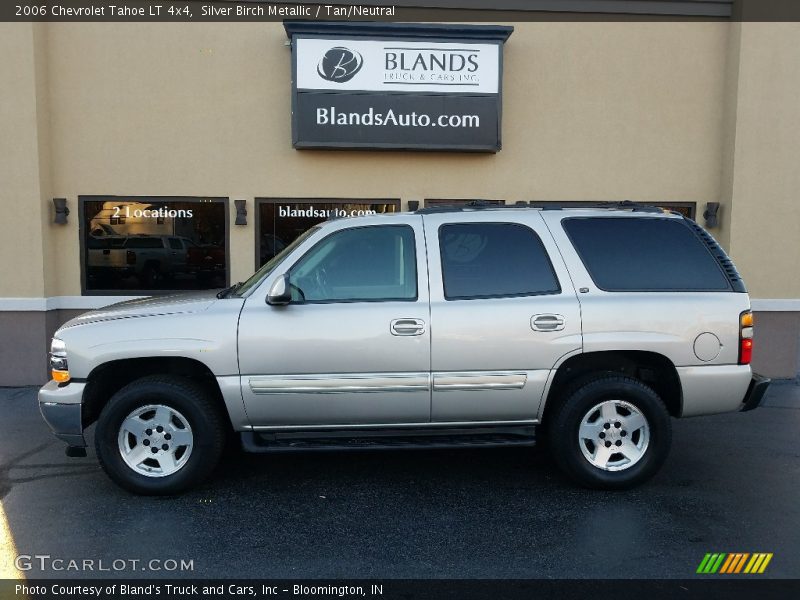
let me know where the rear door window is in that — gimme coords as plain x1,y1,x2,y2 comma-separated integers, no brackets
563,217,730,291
439,223,560,300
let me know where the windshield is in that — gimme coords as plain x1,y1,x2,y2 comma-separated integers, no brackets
232,227,320,297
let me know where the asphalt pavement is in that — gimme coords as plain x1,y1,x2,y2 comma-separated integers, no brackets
1,382,798,579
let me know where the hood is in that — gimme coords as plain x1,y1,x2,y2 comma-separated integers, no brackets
59,290,221,330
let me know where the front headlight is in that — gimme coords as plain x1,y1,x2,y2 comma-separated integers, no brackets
49,338,70,383
51,338,67,357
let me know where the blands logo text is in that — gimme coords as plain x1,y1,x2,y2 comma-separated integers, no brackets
317,47,363,82
384,49,481,84
298,39,499,95
696,552,773,574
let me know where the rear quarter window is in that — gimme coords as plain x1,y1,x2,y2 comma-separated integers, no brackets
563,217,730,292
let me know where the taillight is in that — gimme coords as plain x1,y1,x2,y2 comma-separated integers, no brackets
739,310,754,365
126,250,136,265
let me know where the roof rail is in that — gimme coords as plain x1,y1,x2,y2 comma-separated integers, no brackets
591,200,665,213
416,200,503,214
533,200,665,213
416,200,673,215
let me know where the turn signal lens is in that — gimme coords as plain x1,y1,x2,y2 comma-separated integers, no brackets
52,369,71,383
741,312,754,327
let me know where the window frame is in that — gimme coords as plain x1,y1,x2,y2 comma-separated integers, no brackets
562,216,732,293
287,224,420,305
78,195,230,296
438,221,562,301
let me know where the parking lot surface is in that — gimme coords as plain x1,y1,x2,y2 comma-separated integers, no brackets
1,382,798,579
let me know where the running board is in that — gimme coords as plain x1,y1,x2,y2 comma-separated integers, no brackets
240,425,536,454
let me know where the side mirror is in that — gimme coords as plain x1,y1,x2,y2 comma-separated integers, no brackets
266,274,292,306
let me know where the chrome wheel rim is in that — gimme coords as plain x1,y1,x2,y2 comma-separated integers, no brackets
578,400,650,472
117,404,193,478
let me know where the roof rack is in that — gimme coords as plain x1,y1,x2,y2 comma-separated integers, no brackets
416,200,670,215
536,200,665,213
416,200,503,214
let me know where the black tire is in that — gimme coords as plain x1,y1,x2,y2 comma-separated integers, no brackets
95,376,226,495
139,263,160,287
547,375,671,490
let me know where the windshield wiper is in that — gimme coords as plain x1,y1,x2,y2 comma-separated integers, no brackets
216,282,243,299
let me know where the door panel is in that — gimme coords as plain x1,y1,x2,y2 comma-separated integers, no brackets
423,212,582,422
431,369,550,421
237,218,431,427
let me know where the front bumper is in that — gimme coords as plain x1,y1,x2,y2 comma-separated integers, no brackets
740,373,771,412
38,379,87,447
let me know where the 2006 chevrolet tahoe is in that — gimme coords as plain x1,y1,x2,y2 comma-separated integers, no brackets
39,203,770,494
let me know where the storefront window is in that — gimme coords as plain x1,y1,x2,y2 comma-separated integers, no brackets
255,199,400,267
653,202,696,219
80,196,229,293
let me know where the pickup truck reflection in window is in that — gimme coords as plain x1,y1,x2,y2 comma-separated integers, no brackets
82,197,227,292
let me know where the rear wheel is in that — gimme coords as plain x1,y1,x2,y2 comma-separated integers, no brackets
95,376,225,495
547,375,671,489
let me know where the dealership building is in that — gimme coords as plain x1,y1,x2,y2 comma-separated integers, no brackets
1,1,799,385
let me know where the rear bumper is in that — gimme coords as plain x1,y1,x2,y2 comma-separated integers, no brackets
678,365,753,417
38,380,87,447
740,373,771,412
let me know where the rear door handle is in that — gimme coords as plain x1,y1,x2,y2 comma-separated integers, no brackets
391,318,426,336
531,314,566,332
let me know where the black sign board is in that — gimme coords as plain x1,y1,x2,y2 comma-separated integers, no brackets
284,22,513,152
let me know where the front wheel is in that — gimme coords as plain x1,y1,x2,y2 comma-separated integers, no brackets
95,376,226,495
547,375,672,489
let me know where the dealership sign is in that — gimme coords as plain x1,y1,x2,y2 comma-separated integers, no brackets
285,22,513,152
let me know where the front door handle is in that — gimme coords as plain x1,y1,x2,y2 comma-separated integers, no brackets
391,318,426,336
531,314,566,332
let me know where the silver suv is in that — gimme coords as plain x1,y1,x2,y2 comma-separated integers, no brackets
39,203,770,495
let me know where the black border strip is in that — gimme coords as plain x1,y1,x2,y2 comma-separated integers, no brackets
4,579,797,600
6,1,800,22
282,0,732,17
